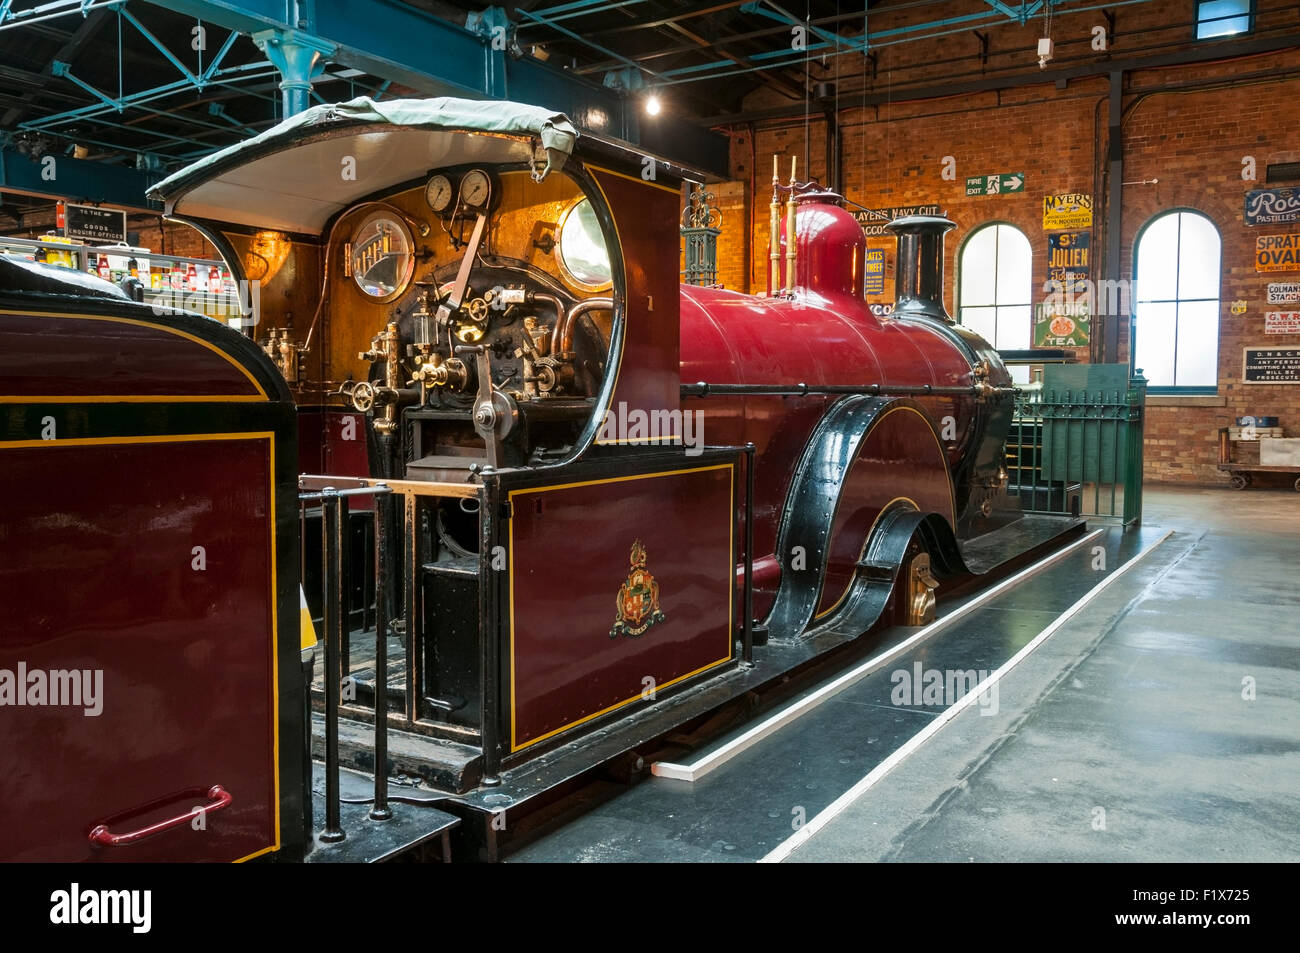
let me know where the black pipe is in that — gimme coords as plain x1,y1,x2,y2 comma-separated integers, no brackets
998,349,1078,364
370,487,393,821
742,443,755,666
681,381,1012,398
319,487,346,844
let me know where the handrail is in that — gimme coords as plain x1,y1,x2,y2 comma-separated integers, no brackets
300,482,393,844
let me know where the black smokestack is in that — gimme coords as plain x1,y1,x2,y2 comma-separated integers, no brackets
886,215,956,323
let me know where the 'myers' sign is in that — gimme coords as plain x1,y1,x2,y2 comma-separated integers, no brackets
1043,193,1092,229
1255,233,1300,272
1244,188,1300,226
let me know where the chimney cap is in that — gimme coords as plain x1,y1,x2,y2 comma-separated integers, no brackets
886,215,956,233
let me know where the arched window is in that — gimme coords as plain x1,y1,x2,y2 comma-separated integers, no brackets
1133,210,1221,391
958,223,1032,382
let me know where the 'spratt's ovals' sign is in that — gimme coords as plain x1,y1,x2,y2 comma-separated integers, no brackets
1255,233,1300,273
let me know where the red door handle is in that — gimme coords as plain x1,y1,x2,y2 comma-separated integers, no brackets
88,785,233,848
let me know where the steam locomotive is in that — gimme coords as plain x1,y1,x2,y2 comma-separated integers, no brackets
0,96,1051,863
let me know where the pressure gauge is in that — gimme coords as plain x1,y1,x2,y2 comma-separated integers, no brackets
425,173,453,213
459,169,492,209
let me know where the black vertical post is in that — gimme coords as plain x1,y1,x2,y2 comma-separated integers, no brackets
478,473,502,785
403,493,419,727
370,486,392,821
742,444,755,665
1103,70,1124,364
320,487,346,843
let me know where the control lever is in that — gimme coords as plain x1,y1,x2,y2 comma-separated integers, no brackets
455,344,517,470
434,212,488,332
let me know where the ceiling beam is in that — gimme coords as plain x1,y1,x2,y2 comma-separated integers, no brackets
661,17,805,101
140,0,727,174
706,28,1300,125
2,8,111,127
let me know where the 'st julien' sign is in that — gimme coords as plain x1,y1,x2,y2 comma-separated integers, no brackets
1244,188,1300,227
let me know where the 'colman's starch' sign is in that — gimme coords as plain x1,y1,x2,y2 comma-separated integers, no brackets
1256,234,1300,272
1245,188,1300,226
1267,282,1300,304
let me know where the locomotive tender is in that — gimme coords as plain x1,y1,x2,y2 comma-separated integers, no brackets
0,96,1057,862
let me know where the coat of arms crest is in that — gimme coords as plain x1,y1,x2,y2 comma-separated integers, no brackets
609,538,666,638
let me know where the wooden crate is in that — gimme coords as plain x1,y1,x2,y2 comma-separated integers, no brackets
1228,426,1283,441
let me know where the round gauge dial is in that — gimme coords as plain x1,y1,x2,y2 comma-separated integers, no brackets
425,174,453,213
459,169,491,209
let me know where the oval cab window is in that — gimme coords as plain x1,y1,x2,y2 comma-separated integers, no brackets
557,198,612,292
349,211,415,301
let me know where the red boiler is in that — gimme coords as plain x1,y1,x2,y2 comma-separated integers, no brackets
679,193,1016,623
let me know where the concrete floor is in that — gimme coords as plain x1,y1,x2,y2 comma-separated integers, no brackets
788,485,1300,862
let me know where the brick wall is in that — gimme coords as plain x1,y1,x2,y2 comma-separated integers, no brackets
128,216,221,261
712,0,1300,485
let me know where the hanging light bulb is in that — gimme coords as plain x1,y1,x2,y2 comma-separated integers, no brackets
645,93,662,116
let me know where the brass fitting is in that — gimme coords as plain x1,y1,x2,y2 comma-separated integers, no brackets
414,353,469,391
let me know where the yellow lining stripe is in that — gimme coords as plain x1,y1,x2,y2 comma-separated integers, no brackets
585,162,683,196
0,431,282,862
582,166,685,448
0,309,268,401
593,434,682,445
508,463,736,751
582,167,628,445
810,405,958,621
813,496,918,621
0,394,266,404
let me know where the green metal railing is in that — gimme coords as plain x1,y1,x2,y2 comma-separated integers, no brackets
1006,368,1147,525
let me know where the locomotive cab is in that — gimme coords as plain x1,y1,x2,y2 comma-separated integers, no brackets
149,97,690,484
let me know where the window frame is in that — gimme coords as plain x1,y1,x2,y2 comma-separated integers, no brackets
1130,207,1223,395
1195,0,1255,41
955,220,1034,353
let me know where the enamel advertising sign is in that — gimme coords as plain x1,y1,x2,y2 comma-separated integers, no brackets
1256,234,1300,272
1264,312,1300,334
1244,188,1300,227
1043,193,1093,229
1267,282,1300,304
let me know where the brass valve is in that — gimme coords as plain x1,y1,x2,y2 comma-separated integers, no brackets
971,358,997,400
413,352,469,391
355,322,406,434
515,316,571,399
261,328,302,384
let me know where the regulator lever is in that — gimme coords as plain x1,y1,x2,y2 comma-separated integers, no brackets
434,212,488,329
455,344,517,470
